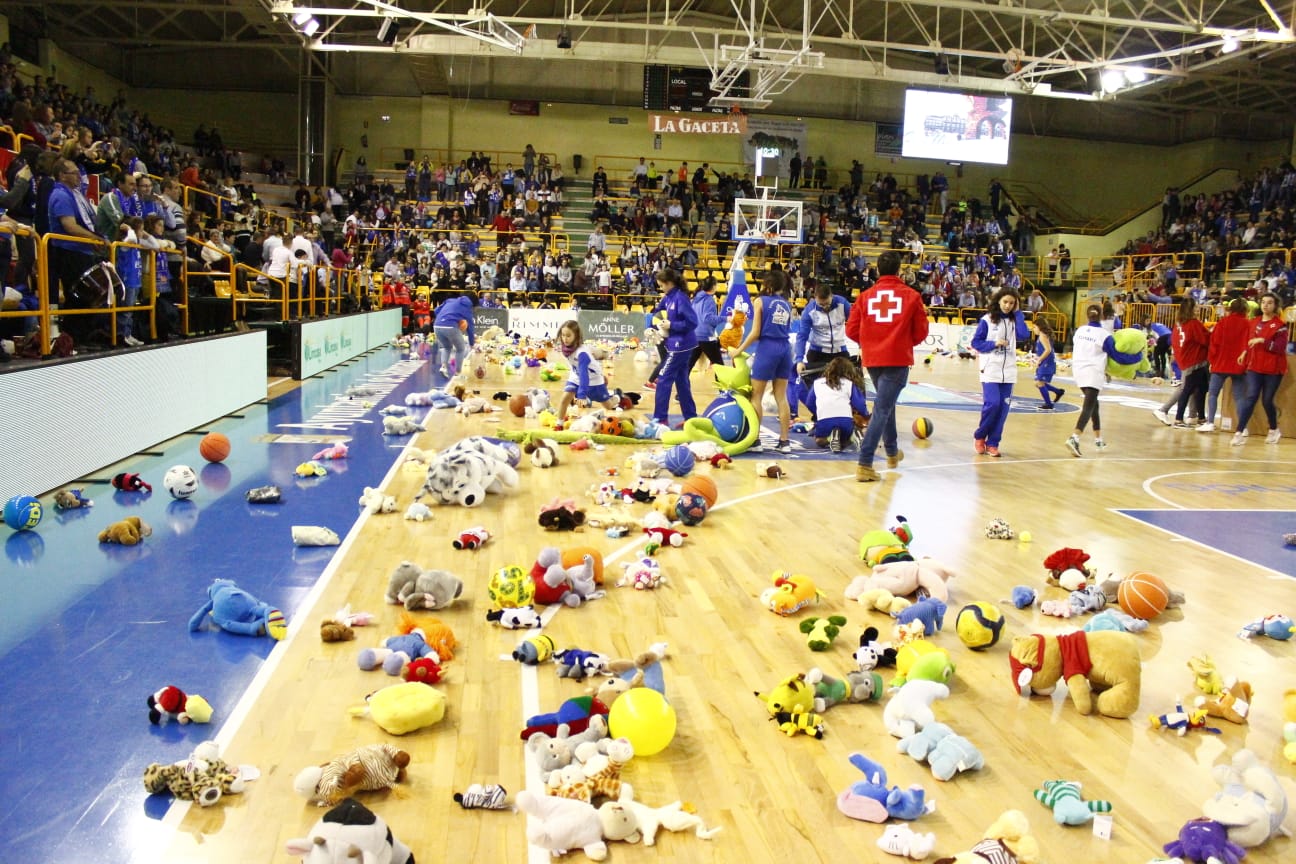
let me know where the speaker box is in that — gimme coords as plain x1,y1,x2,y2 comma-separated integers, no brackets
377,18,400,45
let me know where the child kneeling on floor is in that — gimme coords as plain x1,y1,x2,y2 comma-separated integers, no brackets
804,356,870,452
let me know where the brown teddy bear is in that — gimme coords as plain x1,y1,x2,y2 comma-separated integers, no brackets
99,516,152,546
1008,630,1142,719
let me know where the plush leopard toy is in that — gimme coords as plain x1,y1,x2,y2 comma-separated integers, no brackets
143,742,249,806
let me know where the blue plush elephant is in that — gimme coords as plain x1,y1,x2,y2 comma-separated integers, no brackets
836,753,929,822
189,579,286,639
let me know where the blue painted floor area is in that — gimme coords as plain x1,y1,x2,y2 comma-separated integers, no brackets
1118,509,1296,578
0,346,434,864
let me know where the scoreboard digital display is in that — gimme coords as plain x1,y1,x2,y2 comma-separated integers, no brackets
642,65,747,114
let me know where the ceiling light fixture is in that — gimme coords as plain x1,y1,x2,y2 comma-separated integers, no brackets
1221,35,1240,53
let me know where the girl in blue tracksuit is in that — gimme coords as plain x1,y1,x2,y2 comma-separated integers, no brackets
734,269,796,453
970,287,1030,456
650,268,699,424
688,276,725,373
433,292,476,375
805,356,870,452
554,319,620,422
1032,318,1065,409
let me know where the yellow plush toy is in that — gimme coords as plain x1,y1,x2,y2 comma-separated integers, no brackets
933,809,1039,864
1008,630,1142,719
1283,689,1296,764
760,572,823,616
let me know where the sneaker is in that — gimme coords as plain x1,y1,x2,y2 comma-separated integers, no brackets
1065,436,1082,457
123,335,144,347
1230,432,1246,446
1036,404,1055,411
887,450,905,468
642,380,657,390
828,430,843,453
1094,439,1108,451
1171,421,1190,429
1153,409,1171,426
774,439,792,454
438,365,448,376
985,446,1001,457
1242,428,1250,437
1055,388,1066,401
856,464,881,482
747,440,765,453
1196,422,1216,433
973,438,987,455
1266,429,1282,444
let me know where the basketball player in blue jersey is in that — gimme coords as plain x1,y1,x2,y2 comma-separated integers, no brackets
733,268,795,452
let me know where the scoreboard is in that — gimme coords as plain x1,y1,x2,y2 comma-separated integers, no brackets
642,65,747,114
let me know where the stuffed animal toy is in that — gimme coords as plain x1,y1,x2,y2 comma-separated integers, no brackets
891,645,956,689
487,605,542,629
710,452,733,469
1065,585,1108,616
382,414,425,435
1162,818,1246,864
99,516,152,546
147,685,213,725
854,626,898,670
358,616,447,674
403,656,443,686
382,405,412,416
857,519,915,567
549,737,633,803
312,443,348,461
349,680,446,735
456,396,493,415
1082,609,1148,634
1201,748,1291,848
293,744,411,806
1039,599,1074,619
1283,689,1296,764
1194,679,1253,724
524,386,552,417
555,648,612,681
285,797,414,864
1008,630,1142,719
529,547,603,607
801,616,849,651
884,680,950,739
453,783,510,810
144,741,255,807
358,486,397,515
524,436,561,467
246,485,283,503
932,810,1039,864
292,525,340,546
189,578,286,639
539,498,587,531
295,460,327,478
1042,547,1092,588
403,502,433,522
805,666,883,711
755,673,817,717
405,389,458,409
345,385,379,398
756,461,786,478
617,557,665,590
837,753,931,823
1033,779,1112,826
1237,613,1296,640
112,472,152,493
772,709,827,738
527,718,611,781
642,526,687,555
419,437,520,507
516,790,608,861
846,558,957,604
53,488,92,509
877,824,938,860
984,517,1015,540
897,721,986,781
1098,574,1185,609
514,634,557,665
718,308,746,352
596,785,722,846
855,588,913,615
1010,586,1037,609
1187,655,1225,695
761,571,823,615
384,561,464,611
895,598,947,636
453,526,490,549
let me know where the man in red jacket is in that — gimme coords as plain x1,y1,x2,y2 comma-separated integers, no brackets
845,250,930,481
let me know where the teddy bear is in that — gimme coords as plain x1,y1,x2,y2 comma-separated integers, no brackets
897,721,986,781
143,741,254,807
837,752,931,823
1008,630,1142,718
516,790,609,861
285,797,414,864
846,558,957,605
524,436,561,467
597,785,722,847
932,810,1039,864
293,743,411,806
877,824,938,860
539,499,587,531
1195,678,1253,724
54,488,92,510
1200,748,1291,848
527,717,611,782
382,414,425,435
384,561,464,611
884,680,950,739
98,516,152,546
805,666,884,711
292,525,340,546
358,486,398,515
189,578,286,639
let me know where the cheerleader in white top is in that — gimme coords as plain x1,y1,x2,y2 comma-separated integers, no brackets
1065,304,1145,457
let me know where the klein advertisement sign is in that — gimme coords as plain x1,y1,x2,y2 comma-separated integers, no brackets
649,113,747,135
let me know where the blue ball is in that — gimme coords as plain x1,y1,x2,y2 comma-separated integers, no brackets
702,395,749,443
662,445,694,477
675,493,708,526
3,495,43,531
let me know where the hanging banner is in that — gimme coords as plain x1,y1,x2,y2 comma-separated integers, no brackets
648,113,747,135
875,123,903,157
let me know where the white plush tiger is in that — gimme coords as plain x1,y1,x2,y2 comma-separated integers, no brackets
293,743,411,806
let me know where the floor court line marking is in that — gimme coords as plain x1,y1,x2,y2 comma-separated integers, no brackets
1109,508,1293,582
1140,469,1296,509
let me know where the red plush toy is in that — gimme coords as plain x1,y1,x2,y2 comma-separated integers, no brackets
1043,547,1092,588
113,472,153,493
643,527,687,553
403,656,443,685
453,527,491,550
147,685,212,724
710,453,733,469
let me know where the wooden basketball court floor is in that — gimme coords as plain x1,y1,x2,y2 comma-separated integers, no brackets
16,343,1295,863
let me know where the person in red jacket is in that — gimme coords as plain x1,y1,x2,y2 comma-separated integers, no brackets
844,250,929,482
1168,297,1210,427
1231,292,1289,446
410,290,432,332
1197,298,1250,433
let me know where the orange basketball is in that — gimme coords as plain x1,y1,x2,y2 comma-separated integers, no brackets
679,474,718,510
458,319,468,331
562,546,605,585
1117,571,1169,620
199,432,231,463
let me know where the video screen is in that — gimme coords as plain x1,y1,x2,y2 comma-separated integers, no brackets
901,89,1012,165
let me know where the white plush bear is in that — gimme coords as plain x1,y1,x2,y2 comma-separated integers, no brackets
877,823,937,860
383,415,426,435
1202,749,1291,848
596,784,722,846
358,486,397,515
884,680,950,739
292,525,341,546
384,561,463,611
517,790,608,860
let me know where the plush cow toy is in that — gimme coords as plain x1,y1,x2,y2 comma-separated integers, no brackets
285,797,414,864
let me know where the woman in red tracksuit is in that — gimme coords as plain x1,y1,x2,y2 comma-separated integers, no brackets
1170,297,1210,427
410,291,432,332
383,280,412,331
1197,297,1250,433
1231,292,1289,446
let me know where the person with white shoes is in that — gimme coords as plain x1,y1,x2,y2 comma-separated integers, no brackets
1166,297,1210,428
1065,304,1145,457
1231,292,1288,446
1197,298,1250,433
